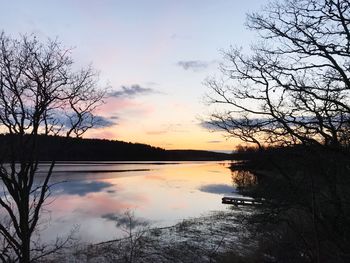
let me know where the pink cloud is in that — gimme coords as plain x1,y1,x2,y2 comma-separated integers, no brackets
96,97,138,114
96,97,155,118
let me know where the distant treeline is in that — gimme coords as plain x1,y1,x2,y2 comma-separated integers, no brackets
0,134,232,161
231,144,312,165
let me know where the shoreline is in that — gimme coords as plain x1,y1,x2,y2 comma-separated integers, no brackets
44,210,256,263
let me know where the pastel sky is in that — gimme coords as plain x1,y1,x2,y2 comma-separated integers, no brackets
0,0,269,152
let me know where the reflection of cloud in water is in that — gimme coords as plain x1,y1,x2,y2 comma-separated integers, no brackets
52,180,113,196
199,184,235,195
101,212,149,229
145,174,166,181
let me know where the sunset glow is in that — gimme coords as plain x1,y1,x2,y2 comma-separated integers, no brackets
1,0,268,151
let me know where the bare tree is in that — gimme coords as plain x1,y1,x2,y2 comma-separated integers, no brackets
207,0,350,149
0,32,105,262
206,1,350,262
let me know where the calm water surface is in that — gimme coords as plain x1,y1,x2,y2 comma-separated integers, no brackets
35,161,240,243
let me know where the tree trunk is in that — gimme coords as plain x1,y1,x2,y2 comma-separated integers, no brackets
19,192,30,263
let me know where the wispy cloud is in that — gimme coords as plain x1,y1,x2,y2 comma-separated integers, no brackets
109,84,159,98
177,60,217,71
146,130,168,135
94,115,117,128
199,121,222,131
109,115,119,120
146,123,187,135
207,140,222,144
43,110,116,130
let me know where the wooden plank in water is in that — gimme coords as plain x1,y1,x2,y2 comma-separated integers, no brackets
222,196,263,206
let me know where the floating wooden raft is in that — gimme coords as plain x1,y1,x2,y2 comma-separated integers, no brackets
222,196,263,206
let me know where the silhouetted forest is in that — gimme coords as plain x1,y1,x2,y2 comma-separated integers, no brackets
0,134,231,161
230,145,350,262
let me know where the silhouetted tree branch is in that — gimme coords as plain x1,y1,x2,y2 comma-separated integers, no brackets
207,1,350,262
207,0,350,149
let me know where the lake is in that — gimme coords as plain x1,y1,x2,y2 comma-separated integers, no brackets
34,161,240,243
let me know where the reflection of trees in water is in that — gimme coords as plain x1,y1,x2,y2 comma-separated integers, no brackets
231,170,257,191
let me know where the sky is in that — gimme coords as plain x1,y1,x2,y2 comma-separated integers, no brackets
0,0,269,152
